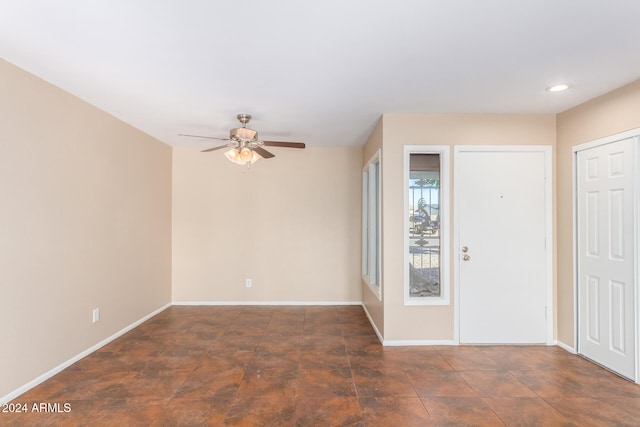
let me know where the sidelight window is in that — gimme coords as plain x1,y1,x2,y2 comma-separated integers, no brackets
362,150,381,299
404,146,450,305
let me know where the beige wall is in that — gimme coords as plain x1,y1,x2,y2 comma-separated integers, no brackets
380,114,556,341
556,78,640,346
172,146,362,303
0,59,172,399
362,118,384,336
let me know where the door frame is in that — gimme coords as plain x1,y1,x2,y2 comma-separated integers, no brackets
453,145,554,345
572,128,640,383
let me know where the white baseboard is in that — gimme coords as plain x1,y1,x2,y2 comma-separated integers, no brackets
172,300,362,306
0,303,171,405
383,339,456,346
556,340,577,354
359,304,457,346
360,303,384,344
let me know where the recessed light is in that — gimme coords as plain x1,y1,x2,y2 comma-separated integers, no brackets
547,83,571,92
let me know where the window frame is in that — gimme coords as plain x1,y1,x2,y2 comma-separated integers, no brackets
404,145,450,305
362,149,381,300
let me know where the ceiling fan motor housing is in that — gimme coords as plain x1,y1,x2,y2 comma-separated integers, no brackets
230,127,258,142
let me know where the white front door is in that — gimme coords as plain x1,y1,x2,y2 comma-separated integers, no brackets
577,136,636,380
457,147,549,344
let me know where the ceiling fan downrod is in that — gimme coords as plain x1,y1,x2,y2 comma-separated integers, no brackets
237,113,252,127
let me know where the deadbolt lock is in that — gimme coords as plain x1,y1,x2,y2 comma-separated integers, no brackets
461,246,469,252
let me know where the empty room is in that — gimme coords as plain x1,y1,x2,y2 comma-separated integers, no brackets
2,1,640,425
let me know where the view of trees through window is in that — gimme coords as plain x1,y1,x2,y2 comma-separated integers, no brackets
408,153,441,298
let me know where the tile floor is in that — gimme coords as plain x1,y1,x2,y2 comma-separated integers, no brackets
3,305,640,426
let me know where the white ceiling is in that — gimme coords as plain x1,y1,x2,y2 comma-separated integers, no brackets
1,1,640,148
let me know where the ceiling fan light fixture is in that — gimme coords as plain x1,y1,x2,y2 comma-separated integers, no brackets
250,150,262,163
224,147,261,165
224,148,243,164
181,113,305,166
240,147,254,162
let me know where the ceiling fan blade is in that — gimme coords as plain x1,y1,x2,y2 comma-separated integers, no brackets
263,141,306,149
201,143,233,153
253,146,275,159
179,133,231,141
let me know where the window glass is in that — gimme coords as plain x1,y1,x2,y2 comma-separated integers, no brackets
362,151,381,299
408,153,441,298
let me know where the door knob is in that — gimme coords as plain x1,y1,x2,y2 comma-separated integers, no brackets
461,246,469,253
463,254,470,261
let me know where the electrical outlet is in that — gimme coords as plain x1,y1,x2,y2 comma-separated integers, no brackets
92,308,100,323
245,279,252,288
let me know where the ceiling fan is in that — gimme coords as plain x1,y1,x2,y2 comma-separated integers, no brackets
179,114,305,165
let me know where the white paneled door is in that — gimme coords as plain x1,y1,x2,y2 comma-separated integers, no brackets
457,148,549,344
577,136,636,380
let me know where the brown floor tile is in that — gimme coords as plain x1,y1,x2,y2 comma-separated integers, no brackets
94,336,162,357
187,322,228,341
223,397,296,426
251,338,302,368
197,350,255,371
153,397,230,426
233,311,274,325
360,397,432,426
341,322,377,337
383,348,454,371
458,370,537,397
1,400,107,427
138,351,206,373
112,370,194,402
15,370,92,402
224,323,269,336
269,312,306,323
8,306,640,426
612,397,640,421
303,322,343,336
422,397,506,426
91,402,166,426
297,368,357,399
352,368,418,398
264,322,305,336
436,346,502,370
5,400,166,427
345,349,388,369
545,397,640,427
235,367,298,400
305,307,340,322
258,334,304,349
566,368,640,398
512,365,640,399
406,370,477,397
344,334,382,349
152,330,214,348
337,305,367,318
484,397,576,426
209,334,261,352
302,335,346,349
172,368,244,400
346,341,394,370
295,396,362,426
509,369,587,398
479,346,554,371
19,370,140,401
300,345,350,370
66,350,148,374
